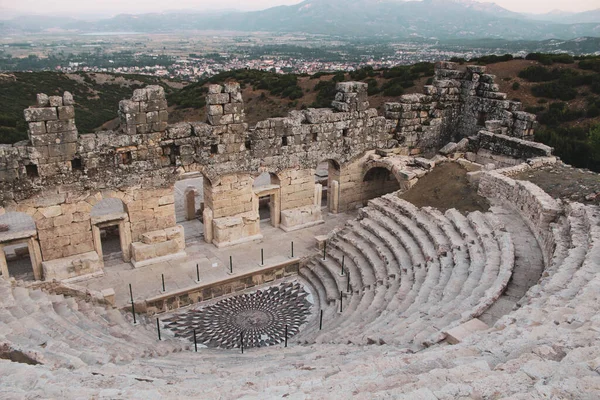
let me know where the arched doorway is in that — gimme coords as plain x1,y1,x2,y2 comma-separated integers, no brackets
315,159,341,213
175,174,204,241
0,212,42,281
90,198,131,264
362,166,401,204
253,172,281,227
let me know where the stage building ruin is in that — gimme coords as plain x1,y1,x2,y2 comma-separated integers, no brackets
0,62,547,282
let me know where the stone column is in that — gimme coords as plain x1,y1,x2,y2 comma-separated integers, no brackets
314,184,323,208
119,221,132,262
330,180,340,214
184,187,196,221
0,245,8,278
270,192,281,228
92,225,103,260
203,208,214,244
27,237,43,281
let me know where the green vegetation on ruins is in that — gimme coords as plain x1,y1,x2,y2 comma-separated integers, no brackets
1,54,600,172
0,72,177,144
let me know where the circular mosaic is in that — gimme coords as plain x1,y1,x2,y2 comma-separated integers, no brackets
163,282,312,349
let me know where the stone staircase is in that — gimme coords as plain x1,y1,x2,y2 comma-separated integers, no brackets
0,281,187,369
0,202,599,399
296,194,516,349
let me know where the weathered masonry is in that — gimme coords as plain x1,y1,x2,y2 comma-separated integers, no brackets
0,62,548,282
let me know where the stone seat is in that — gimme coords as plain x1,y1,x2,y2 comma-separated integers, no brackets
305,260,341,304
0,281,186,368
330,236,376,289
359,217,411,279
554,205,600,301
347,220,399,281
327,243,367,290
539,203,592,299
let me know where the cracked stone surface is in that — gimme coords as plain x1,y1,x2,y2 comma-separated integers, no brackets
163,282,311,349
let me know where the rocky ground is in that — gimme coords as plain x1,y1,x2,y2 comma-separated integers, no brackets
516,163,600,205
399,162,490,213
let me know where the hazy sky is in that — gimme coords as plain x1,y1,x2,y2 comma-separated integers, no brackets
1,0,599,17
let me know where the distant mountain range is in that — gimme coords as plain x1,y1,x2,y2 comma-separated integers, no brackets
1,0,600,41
525,9,600,24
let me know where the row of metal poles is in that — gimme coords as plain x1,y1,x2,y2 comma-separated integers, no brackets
131,239,353,352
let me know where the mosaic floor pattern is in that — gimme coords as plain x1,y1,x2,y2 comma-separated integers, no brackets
163,282,312,349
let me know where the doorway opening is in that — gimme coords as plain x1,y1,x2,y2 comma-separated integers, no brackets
253,172,281,228
99,224,122,262
258,196,271,221
0,212,38,281
176,175,205,241
3,244,34,281
91,198,130,263
362,166,401,204
315,160,341,212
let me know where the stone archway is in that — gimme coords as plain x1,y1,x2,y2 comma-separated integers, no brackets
361,163,404,205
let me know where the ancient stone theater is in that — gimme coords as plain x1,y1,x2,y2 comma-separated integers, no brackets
0,62,598,398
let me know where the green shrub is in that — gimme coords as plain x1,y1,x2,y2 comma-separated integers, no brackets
524,105,545,114
538,102,584,126
526,53,574,65
535,123,600,171
587,105,600,118
310,80,337,108
579,57,600,72
531,82,577,101
512,82,521,90
469,54,513,65
518,66,562,82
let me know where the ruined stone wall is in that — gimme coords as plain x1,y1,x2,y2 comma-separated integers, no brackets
0,65,541,209
0,63,551,275
278,169,316,211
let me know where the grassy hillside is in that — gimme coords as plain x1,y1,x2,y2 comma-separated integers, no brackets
481,55,600,171
167,64,435,126
0,72,181,143
1,55,599,172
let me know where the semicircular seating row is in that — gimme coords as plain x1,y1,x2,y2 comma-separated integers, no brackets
1,199,599,399
296,194,516,349
0,281,187,369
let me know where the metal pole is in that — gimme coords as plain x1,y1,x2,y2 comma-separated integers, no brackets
347,271,351,293
285,325,288,347
240,331,244,354
196,263,200,282
129,283,134,304
339,291,343,313
261,249,264,265
193,329,198,352
229,256,233,274
157,318,161,341
131,301,136,324
291,242,294,258
319,310,323,330
341,255,345,276
161,274,165,292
